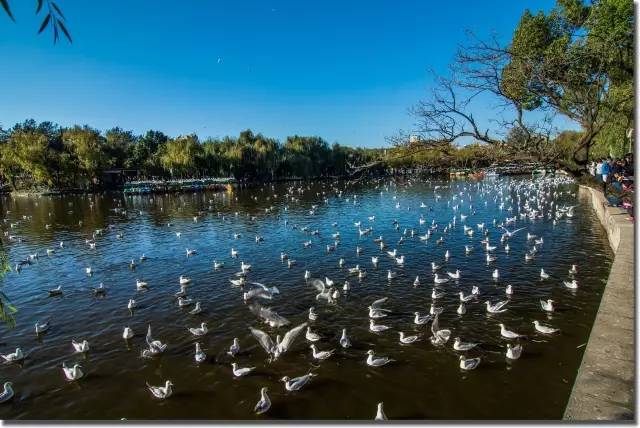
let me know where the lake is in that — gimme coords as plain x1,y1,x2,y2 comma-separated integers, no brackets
0,176,614,420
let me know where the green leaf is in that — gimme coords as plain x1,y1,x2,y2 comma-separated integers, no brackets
57,18,72,43
53,21,59,44
38,13,51,34
1,0,15,21
51,2,65,20
36,0,43,14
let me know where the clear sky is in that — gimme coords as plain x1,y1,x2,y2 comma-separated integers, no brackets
0,0,560,147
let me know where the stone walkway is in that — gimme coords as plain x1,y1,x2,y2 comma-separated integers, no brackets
563,186,635,420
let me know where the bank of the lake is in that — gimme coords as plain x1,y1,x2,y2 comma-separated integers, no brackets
563,186,635,421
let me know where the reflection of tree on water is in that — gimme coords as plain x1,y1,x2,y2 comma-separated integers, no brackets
0,240,16,327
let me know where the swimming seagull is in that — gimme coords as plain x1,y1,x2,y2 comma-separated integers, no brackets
71,340,90,353
506,343,523,360
281,373,317,391
459,355,481,370
231,362,255,377
0,382,14,403
227,338,240,357
485,300,508,313
369,319,391,333
123,326,134,340
254,387,271,414
564,280,578,289
340,328,351,348
540,269,550,280
399,332,420,344
310,344,335,360
499,323,524,339
540,299,554,312
194,342,206,363
532,320,559,334
35,320,50,335
188,322,208,337
147,380,173,399
375,402,387,420
305,327,321,342
366,350,394,367
0,348,24,363
453,337,478,351
62,362,84,381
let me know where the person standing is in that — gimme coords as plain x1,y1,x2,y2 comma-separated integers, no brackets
601,157,612,195
595,158,604,183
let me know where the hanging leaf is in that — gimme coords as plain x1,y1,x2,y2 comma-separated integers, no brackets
57,18,72,43
36,0,43,14
51,2,65,20
53,21,59,44
0,0,14,21
38,13,51,34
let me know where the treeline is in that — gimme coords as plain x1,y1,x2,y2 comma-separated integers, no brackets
0,120,382,190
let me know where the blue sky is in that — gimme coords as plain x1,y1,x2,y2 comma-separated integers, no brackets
0,0,562,147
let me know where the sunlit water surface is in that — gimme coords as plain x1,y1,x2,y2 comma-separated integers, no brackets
0,177,613,420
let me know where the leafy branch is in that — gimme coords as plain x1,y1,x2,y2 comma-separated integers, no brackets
1,0,71,44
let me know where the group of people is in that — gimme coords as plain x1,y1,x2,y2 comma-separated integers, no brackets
589,153,634,219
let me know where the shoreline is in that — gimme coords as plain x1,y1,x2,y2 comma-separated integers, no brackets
563,185,635,420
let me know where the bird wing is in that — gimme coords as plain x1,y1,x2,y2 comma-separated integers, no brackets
278,322,308,353
249,327,274,355
494,300,509,311
309,279,325,293
431,314,440,335
249,282,269,291
145,325,154,347
370,297,388,309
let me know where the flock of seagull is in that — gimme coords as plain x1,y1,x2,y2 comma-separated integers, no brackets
0,175,586,419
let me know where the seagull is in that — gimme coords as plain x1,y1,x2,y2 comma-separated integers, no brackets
459,292,474,303
254,387,271,415
431,288,445,299
447,270,461,279
123,326,134,340
189,302,203,315
340,328,351,348
564,280,578,289
366,349,393,367
35,321,50,335
399,332,420,344
188,322,208,337
375,402,387,421
459,355,481,370
533,320,559,334
71,340,90,353
387,270,396,280
48,286,63,296
369,306,389,319
413,276,420,287
147,380,173,399
281,373,317,391
485,300,508,313
308,307,318,321
371,256,379,267
0,348,24,363
186,248,196,256
457,303,466,314
194,342,206,363
433,274,449,284
0,382,14,403
540,299,554,312
414,312,431,325
499,323,524,339
453,337,478,351
227,338,240,357
231,362,255,377
492,269,499,280
369,319,391,333
505,284,514,296
179,275,192,285
506,343,523,360
62,362,84,381
250,323,307,360
213,260,224,270
178,297,194,307
540,269,550,280
310,344,335,360
569,264,578,275
305,327,321,342
136,279,149,290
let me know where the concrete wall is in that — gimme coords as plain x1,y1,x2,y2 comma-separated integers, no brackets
563,186,635,420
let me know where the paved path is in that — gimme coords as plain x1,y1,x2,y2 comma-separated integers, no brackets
563,186,635,421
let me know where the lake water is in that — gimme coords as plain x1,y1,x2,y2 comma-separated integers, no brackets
0,176,614,420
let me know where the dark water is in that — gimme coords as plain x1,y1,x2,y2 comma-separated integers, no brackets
0,177,613,420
